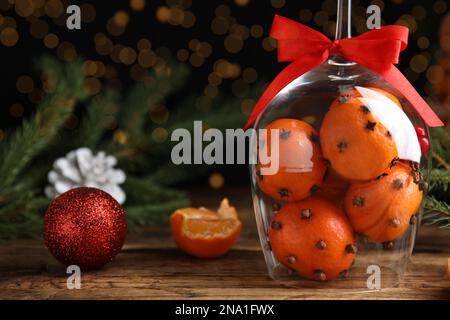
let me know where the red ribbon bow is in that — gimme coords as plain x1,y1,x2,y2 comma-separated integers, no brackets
244,15,443,129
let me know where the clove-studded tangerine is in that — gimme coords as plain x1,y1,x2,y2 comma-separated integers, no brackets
316,168,350,205
268,197,356,281
344,162,423,243
320,87,400,181
256,119,327,202
338,86,403,109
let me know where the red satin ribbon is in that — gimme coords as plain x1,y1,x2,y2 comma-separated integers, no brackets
244,15,443,129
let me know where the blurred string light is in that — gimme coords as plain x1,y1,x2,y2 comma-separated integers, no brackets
150,104,169,124
113,129,128,144
299,9,313,22
411,5,427,21
0,0,447,189
119,47,137,65
322,0,337,14
184,38,213,67
250,24,263,38
427,65,444,85
395,14,418,33
433,0,447,15
16,75,34,94
29,19,48,39
440,15,450,51
9,103,24,118
417,36,430,50
28,87,44,103
80,3,96,23
95,33,113,55
209,173,224,190
152,127,169,144
156,0,195,28
270,0,285,9
211,4,251,54
0,21,18,46
1,0,447,135
410,54,429,73
130,0,146,12
204,84,218,98
107,10,129,36
84,77,102,95
56,41,77,61
0,0,107,121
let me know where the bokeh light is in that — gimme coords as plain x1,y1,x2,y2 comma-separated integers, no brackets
1,27,18,46
16,75,34,94
130,0,146,12
209,173,224,189
9,103,24,118
152,127,169,143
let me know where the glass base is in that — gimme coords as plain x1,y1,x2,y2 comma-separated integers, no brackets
266,251,406,292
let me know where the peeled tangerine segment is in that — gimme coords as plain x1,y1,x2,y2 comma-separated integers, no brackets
268,197,356,281
256,119,327,202
170,199,242,258
344,162,423,243
320,87,421,181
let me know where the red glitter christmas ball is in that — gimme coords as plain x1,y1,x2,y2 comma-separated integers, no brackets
44,187,127,269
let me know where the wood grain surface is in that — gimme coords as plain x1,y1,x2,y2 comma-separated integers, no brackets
0,187,449,300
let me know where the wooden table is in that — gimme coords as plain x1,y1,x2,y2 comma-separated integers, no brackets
0,187,449,300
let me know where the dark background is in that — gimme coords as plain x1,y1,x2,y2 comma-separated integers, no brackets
0,0,449,187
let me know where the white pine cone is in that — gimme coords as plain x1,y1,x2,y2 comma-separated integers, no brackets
45,147,126,204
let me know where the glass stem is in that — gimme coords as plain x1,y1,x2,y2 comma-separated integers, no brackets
329,0,354,66
335,0,352,40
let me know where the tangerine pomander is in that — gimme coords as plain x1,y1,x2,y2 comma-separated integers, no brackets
320,87,400,181
256,119,327,202
344,162,423,243
268,197,357,281
316,168,349,205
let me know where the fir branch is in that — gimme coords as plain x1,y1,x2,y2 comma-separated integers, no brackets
78,91,118,150
430,126,450,161
125,197,190,230
123,175,188,204
149,163,210,186
120,63,189,136
432,152,450,172
0,194,49,239
423,196,450,228
148,85,264,185
122,176,190,227
426,126,450,228
0,58,86,192
429,168,450,191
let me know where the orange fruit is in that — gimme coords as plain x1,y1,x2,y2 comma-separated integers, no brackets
268,197,356,281
320,88,398,181
344,162,423,243
316,168,350,205
256,118,327,202
339,87,402,109
170,198,241,258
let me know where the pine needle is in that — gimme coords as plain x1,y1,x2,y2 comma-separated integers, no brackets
423,196,450,228
0,58,86,192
